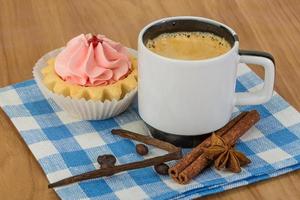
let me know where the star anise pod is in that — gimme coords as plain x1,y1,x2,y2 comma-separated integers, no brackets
201,133,251,173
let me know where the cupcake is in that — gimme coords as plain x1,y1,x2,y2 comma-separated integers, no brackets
33,34,138,120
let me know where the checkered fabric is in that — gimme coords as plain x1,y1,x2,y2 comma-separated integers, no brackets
1,64,300,200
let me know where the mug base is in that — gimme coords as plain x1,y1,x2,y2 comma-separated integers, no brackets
146,124,210,148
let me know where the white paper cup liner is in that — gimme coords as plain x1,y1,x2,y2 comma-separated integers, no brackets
33,48,137,120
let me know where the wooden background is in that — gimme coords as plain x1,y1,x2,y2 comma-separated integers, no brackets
1,0,300,199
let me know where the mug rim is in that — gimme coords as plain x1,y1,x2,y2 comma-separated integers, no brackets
138,16,239,63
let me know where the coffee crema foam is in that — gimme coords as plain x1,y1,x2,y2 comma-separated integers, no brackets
146,32,231,60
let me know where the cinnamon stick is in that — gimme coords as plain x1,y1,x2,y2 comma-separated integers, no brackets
169,112,248,178
178,154,208,184
222,111,259,146
49,129,182,188
176,110,260,184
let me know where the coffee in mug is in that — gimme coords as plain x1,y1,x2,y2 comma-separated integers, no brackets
138,17,275,147
146,32,231,60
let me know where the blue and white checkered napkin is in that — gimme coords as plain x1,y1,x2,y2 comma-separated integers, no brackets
1,64,300,200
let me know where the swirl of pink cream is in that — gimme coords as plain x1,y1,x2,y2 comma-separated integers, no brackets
54,34,131,86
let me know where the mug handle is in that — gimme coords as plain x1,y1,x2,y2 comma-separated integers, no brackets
234,50,275,105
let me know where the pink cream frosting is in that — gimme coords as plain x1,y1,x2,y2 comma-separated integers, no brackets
55,34,131,86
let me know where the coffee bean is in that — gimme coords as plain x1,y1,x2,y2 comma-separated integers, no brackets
136,144,148,156
101,163,114,169
154,163,169,175
97,154,116,168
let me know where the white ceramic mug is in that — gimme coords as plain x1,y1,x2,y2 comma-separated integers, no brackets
138,16,275,138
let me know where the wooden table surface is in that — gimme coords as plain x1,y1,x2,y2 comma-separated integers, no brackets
1,0,300,199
